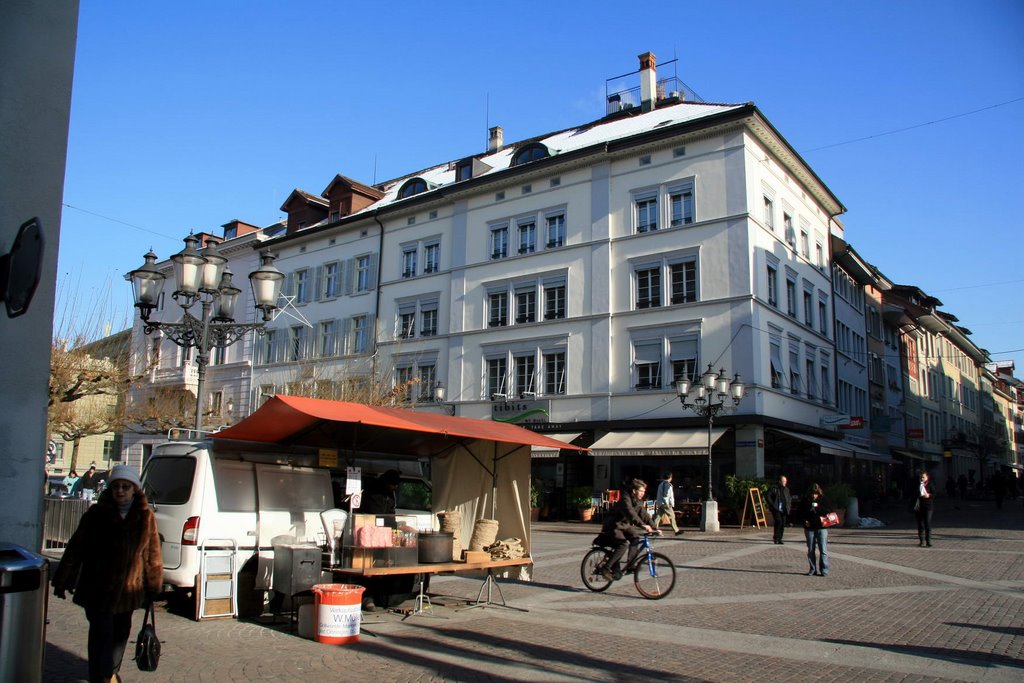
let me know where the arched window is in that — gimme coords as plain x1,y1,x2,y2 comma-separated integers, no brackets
511,144,549,166
398,178,428,199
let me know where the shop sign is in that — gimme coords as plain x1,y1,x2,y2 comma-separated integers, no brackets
492,399,551,424
907,428,925,439
839,416,864,429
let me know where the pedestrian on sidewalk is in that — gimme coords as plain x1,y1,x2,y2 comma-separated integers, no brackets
915,470,935,547
78,465,101,501
766,475,792,544
992,470,1006,511
655,472,683,535
798,483,831,576
52,464,163,683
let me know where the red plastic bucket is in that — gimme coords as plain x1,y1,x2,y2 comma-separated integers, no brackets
312,584,365,644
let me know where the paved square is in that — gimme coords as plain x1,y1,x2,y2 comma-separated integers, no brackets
43,501,1023,681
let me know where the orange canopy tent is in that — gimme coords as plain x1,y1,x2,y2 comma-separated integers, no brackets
213,395,585,569
213,394,581,455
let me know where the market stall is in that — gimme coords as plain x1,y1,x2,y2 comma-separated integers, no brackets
213,395,585,580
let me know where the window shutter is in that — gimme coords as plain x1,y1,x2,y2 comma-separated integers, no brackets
339,260,352,296
344,259,355,295
314,266,323,301
368,254,379,290
365,314,376,353
342,318,353,355
283,272,294,298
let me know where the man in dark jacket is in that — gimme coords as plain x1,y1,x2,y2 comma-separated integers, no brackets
598,479,654,579
766,475,793,544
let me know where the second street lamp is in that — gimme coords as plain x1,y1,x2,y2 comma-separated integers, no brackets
676,364,746,533
128,236,285,433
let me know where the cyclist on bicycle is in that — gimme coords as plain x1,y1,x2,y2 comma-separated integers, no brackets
596,478,655,579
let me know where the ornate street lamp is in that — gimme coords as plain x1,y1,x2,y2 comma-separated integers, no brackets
129,237,285,432
676,364,746,532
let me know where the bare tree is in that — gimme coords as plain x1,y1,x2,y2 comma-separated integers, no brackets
121,387,196,436
47,279,135,471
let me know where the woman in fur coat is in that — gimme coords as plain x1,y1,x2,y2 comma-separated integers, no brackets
52,464,163,683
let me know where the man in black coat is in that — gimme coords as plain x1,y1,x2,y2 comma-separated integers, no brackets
766,475,793,544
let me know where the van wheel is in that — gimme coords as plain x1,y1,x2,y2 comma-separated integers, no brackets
236,561,264,619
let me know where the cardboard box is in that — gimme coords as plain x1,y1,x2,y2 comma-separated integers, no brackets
462,550,490,564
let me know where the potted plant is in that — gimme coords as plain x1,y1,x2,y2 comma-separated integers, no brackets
571,485,596,522
823,482,855,526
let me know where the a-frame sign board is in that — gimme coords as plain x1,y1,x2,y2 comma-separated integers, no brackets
740,487,768,529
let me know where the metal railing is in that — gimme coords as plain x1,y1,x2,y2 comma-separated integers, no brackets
42,498,90,550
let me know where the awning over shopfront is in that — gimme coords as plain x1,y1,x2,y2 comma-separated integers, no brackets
893,449,926,461
850,448,895,464
772,429,895,463
772,429,854,457
588,428,727,457
531,432,583,458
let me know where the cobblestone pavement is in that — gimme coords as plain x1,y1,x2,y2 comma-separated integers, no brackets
43,500,1024,682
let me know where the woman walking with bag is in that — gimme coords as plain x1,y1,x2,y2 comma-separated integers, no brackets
52,464,163,683
798,483,832,577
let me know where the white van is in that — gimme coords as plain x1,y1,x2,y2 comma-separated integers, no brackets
141,439,334,616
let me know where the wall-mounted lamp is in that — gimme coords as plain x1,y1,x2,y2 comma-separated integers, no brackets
433,382,455,415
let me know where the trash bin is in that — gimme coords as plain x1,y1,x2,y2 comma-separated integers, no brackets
0,543,49,682
311,584,364,644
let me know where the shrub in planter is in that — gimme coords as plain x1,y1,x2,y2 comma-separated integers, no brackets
723,475,769,512
823,482,855,511
571,485,595,510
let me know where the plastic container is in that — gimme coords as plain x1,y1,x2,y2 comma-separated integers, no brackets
418,532,454,563
312,584,365,644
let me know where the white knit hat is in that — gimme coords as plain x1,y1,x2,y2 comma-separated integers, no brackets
108,464,142,490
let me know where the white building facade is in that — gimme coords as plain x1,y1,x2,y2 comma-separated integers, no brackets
248,54,854,506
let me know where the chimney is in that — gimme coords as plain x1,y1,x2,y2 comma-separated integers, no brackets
488,126,503,152
639,51,657,112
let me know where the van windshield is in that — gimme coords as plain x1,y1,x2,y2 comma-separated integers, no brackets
142,456,196,505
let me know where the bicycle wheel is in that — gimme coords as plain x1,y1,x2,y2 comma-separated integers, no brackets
580,548,614,592
633,551,676,599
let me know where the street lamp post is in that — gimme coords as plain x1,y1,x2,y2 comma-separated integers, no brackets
676,363,746,533
129,236,285,433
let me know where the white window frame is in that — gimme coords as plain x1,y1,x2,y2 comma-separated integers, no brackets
424,241,440,274
632,251,699,310
401,246,417,279
668,180,695,227
318,319,338,357
545,211,566,249
490,223,509,260
516,217,537,255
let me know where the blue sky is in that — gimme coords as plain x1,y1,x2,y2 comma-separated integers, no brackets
60,1,1024,372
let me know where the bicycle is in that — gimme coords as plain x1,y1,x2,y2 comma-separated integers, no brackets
580,532,676,599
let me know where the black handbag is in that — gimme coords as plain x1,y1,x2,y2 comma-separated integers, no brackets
134,602,161,672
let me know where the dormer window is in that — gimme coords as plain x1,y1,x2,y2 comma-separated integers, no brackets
455,160,473,182
511,143,549,166
398,178,428,199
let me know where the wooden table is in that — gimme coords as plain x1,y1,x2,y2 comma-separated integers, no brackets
328,557,532,616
